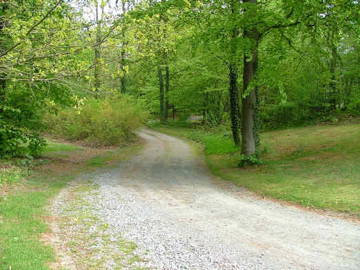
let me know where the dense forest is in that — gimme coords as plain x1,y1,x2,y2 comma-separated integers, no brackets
1,0,359,164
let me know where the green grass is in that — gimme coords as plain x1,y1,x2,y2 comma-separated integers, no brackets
0,140,143,270
0,164,28,186
43,140,83,153
0,141,81,187
0,174,70,270
153,122,360,218
86,144,143,168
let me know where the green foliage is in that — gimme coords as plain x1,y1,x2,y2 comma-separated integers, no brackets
347,98,360,115
260,102,307,129
0,121,46,159
1,0,360,159
239,154,263,167
45,96,148,146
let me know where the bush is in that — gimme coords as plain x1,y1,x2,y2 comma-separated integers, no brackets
45,96,148,146
261,102,309,129
0,120,46,159
347,98,360,116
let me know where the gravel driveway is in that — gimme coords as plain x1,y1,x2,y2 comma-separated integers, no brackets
52,129,360,270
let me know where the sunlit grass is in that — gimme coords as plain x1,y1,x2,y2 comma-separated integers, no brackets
43,140,83,153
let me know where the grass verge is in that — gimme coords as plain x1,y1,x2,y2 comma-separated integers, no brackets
0,139,143,270
151,121,360,218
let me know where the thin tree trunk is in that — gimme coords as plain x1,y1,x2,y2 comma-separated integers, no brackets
228,0,241,146
0,2,8,98
119,0,127,94
158,66,165,122
94,1,101,95
203,91,208,124
329,42,337,110
229,62,240,146
120,47,126,94
164,65,169,121
241,0,260,163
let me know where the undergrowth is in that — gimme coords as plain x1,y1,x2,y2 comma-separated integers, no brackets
45,96,148,146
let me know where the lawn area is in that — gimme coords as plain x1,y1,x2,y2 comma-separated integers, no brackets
152,122,360,218
0,139,142,270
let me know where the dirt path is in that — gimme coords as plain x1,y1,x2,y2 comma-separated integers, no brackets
51,129,360,269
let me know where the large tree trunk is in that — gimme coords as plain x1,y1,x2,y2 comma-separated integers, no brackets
158,66,165,122
241,0,260,163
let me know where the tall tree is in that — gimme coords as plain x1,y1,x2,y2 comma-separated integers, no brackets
228,0,241,146
240,0,260,163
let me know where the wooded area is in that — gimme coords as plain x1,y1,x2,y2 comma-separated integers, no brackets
1,1,360,269
0,0,359,164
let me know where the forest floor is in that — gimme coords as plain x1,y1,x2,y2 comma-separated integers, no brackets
48,129,359,269
153,121,360,218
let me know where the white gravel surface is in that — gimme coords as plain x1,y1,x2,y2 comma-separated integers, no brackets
52,129,360,270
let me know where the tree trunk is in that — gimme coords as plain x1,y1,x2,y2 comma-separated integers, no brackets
0,2,8,98
119,46,126,94
228,0,241,146
240,0,260,164
94,1,101,95
328,41,337,110
228,62,240,146
119,0,127,94
158,66,165,122
203,91,208,124
164,65,169,121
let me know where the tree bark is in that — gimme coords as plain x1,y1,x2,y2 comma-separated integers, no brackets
228,62,240,146
241,0,260,162
158,66,165,122
120,48,126,94
164,65,169,121
328,32,338,110
94,1,101,95
119,0,127,94
0,2,8,97
228,0,241,146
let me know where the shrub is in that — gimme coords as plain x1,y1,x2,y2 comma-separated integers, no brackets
45,96,148,146
261,102,309,129
0,120,46,159
347,98,360,116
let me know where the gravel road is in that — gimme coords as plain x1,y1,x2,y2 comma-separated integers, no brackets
52,129,360,270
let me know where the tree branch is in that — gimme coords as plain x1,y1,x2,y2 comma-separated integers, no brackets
0,0,63,58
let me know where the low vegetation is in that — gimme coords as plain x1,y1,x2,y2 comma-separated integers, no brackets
152,121,360,218
45,96,148,146
0,139,143,270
